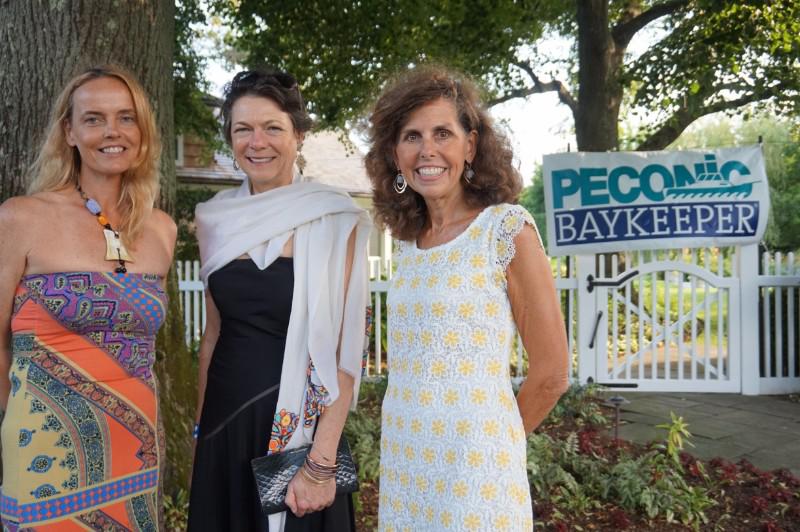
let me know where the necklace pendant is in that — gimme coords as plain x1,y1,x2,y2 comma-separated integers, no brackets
103,229,134,262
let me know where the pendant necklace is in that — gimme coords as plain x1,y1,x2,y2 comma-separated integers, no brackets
77,185,134,273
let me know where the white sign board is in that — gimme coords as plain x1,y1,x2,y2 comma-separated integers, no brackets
542,146,770,256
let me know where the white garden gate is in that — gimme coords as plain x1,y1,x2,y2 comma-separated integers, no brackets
575,247,743,393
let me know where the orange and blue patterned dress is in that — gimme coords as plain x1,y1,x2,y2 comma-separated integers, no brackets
2,272,165,531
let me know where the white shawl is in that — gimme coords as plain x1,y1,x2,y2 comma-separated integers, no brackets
195,178,372,530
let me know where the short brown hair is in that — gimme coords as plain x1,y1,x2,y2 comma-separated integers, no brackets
221,69,312,146
364,65,522,241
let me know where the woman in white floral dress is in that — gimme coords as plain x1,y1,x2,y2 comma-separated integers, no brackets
364,66,570,531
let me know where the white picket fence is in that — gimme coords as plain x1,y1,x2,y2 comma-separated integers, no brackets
176,250,800,394
758,251,800,393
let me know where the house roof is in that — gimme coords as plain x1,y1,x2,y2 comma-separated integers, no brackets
177,131,372,196
302,131,371,196
176,150,242,186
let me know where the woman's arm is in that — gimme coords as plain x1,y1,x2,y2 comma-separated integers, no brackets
507,224,570,434
151,209,177,279
285,228,357,517
194,292,221,431
0,199,31,412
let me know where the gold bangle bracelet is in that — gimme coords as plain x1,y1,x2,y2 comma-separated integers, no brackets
301,466,333,485
306,454,337,471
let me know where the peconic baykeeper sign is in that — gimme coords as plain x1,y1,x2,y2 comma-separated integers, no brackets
542,146,770,256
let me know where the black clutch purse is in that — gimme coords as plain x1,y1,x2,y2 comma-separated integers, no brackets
251,438,359,516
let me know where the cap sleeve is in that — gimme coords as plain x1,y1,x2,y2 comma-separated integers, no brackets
495,204,543,270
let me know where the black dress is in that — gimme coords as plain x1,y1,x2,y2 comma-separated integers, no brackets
188,258,355,532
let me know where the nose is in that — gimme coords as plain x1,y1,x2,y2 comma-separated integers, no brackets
103,119,120,138
249,128,267,149
419,135,436,159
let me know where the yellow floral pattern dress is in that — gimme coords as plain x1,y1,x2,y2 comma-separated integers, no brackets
378,204,537,531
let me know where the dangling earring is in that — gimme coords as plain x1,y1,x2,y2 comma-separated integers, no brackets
393,172,407,194
463,162,475,182
233,159,240,171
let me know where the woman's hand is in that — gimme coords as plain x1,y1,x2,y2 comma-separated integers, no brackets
284,467,336,517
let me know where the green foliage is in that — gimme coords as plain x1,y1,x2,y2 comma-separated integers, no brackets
527,426,714,529
368,292,388,372
163,489,190,531
175,0,221,153
209,0,552,129
626,1,800,147
764,123,800,252
343,378,387,484
155,269,196,496
544,382,608,428
518,164,548,249
656,412,694,464
175,187,219,261
206,0,800,152
600,451,713,527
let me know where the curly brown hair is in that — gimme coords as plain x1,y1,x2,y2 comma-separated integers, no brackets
364,65,522,241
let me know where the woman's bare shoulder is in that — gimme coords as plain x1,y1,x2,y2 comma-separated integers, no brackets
0,193,61,227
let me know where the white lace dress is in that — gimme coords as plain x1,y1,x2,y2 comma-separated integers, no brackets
378,203,536,531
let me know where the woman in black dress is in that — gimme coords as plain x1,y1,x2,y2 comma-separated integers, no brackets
188,69,372,532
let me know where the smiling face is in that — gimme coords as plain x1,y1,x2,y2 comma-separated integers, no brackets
394,98,477,204
230,95,303,193
65,77,142,182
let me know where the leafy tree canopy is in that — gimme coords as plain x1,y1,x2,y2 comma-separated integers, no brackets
175,0,220,149
209,0,557,127
209,0,800,151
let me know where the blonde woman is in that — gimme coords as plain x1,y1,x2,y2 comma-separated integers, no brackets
0,65,175,530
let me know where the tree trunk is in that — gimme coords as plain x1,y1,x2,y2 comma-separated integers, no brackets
575,0,625,152
0,0,194,502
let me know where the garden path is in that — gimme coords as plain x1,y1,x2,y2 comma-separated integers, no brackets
608,392,800,477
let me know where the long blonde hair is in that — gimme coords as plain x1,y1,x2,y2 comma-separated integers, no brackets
28,65,161,248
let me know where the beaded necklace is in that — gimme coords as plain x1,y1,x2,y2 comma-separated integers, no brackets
77,185,133,273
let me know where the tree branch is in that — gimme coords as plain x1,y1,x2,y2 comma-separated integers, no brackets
636,90,772,151
612,0,690,48
488,87,541,106
487,61,578,116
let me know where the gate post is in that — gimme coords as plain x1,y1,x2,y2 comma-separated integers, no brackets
576,254,597,384
739,244,760,395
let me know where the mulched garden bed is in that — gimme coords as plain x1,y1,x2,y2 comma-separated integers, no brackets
538,408,800,531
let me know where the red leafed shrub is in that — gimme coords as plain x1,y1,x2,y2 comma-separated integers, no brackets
775,468,800,488
761,520,783,532
757,471,775,487
749,495,770,515
766,486,793,503
552,521,569,532
535,502,554,521
710,457,740,483
577,428,602,456
739,458,760,475
681,456,705,479
609,508,632,530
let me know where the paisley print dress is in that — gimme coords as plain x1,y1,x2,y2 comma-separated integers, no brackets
2,272,165,531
